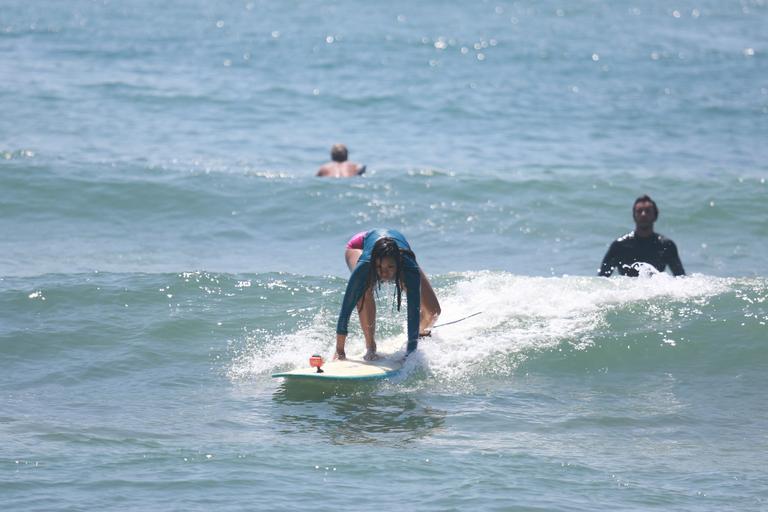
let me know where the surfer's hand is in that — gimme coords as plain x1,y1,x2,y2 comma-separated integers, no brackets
334,350,346,361
363,351,380,361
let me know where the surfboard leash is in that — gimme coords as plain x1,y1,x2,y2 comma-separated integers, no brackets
432,311,483,330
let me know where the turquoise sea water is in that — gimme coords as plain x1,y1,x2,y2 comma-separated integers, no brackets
2,1,767,510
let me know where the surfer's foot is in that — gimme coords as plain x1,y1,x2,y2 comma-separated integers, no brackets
419,330,431,338
334,350,346,361
363,351,380,361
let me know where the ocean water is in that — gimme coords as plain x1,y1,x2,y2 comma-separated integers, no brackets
2,1,767,510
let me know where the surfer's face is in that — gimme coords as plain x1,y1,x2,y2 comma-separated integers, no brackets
376,256,397,282
633,201,657,228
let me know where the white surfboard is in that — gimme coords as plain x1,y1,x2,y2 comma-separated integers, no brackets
272,355,403,381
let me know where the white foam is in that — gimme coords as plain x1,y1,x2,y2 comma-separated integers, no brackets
227,311,334,381
227,305,410,381
417,271,730,382
229,271,732,384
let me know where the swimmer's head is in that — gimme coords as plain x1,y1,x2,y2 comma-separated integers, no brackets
331,144,348,162
633,195,659,226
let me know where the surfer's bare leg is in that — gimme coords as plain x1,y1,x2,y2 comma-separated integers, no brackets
357,289,378,360
345,248,362,271
345,247,378,360
418,268,440,336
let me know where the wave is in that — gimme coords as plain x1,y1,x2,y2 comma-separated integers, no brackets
228,271,767,387
1,268,764,393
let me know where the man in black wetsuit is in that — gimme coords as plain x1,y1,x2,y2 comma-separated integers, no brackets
598,195,685,277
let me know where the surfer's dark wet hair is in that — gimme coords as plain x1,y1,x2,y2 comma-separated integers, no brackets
365,237,415,311
330,144,348,162
633,194,659,219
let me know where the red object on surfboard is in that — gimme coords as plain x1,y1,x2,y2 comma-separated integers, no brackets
309,354,324,373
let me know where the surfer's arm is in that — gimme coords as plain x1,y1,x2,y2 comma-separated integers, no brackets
335,333,347,360
404,265,421,354
335,261,369,356
598,242,619,277
666,241,685,276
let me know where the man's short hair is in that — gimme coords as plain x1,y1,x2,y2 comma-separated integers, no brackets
633,194,659,218
331,144,348,162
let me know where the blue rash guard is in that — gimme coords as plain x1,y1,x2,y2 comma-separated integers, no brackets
336,229,422,353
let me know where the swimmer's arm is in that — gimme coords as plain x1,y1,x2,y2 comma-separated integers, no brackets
598,242,619,277
667,242,686,276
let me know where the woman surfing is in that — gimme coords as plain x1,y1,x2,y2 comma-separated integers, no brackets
336,229,441,361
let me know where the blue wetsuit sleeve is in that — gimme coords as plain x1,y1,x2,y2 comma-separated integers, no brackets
404,265,421,353
336,262,369,335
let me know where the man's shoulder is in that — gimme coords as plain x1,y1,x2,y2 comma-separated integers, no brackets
654,233,678,247
342,162,363,176
613,231,635,244
317,162,362,177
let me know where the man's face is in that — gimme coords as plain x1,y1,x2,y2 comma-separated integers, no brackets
633,201,657,228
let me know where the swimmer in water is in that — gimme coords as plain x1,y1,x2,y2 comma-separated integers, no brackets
598,195,686,277
336,229,440,361
316,144,366,177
